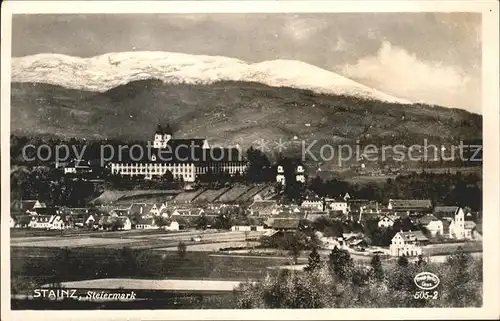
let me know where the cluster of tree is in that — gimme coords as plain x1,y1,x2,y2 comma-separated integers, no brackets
104,172,183,190
10,134,150,165
245,147,274,182
310,217,364,237
362,217,418,246
100,218,125,231
259,231,320,263
301,215,428,247
10,166,101,208
308,171,482,211
197,170,246,187
235,247,482,308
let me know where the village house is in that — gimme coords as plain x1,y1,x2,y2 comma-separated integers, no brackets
128,203,160,218
348,199,371,207
66,207,90,216
434,206,465,239
319,235,349,250
231,224,265,232
342,232,364,244
62,159,93,175
274,210,306,219
118,216,132,230
389,230,429,257
29,215,53,229
416,214,444,237
387,199,432,214
464,221,476,240
171,207,204,217
148,203,161,216
378,215,398,228
472,223,482,241
129,203,147,217
158,202,168,212
33,207,61,217
360,202,383,215
98,215,132,230
248,199,277,216
84,214,100,227
163,219,180,231
11,215,32,228
325,198,349,214
135,217,158,229
110,208,130,217
301,198,324,211
158,207,171,218
355,202,386,222
271,204,302,216
21,200,46,215
50,215,71,230
304,211,330,222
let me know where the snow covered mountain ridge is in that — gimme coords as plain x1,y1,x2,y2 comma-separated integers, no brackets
11,51,411,104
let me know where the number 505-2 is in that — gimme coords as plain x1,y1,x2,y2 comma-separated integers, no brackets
414,291,439,300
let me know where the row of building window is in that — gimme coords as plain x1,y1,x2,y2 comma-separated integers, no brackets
112,163,194,168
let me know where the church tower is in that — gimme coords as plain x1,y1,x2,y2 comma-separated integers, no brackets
153,124,172,148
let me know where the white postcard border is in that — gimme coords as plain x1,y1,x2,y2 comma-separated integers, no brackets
1,1,499,320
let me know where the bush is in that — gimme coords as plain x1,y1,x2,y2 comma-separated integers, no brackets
234,247,483,308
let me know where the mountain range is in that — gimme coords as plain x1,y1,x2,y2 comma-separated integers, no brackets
12,52,411,104
10,52,481,155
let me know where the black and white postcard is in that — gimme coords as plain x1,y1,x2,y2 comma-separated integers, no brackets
1,1,499,320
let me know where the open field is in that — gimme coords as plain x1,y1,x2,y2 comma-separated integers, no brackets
406,166,482,175
11,237,141,248
10,229,266,251
11,246,293,291
193,187,230,203
235,185,263,202
344,175,398,185
91,189,181,205
217,185,249,203
172,189,205,203
50,278,248,292
155,241,260,252
10,227,191,239
422,241,482,256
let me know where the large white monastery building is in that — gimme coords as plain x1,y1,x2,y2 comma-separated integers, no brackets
109,125,248,182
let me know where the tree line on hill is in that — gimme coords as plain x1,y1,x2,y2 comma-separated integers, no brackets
10,166,101,209
307,171,482,211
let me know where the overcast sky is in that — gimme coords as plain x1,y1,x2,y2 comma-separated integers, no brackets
12,13,481,113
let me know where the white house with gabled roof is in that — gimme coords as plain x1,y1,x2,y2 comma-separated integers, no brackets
389,230,429,257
